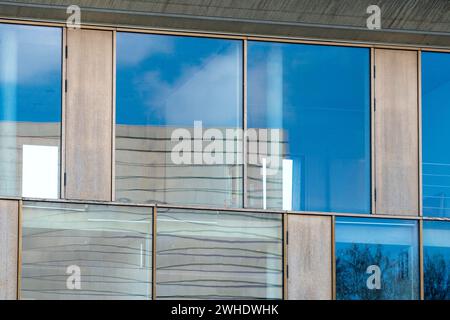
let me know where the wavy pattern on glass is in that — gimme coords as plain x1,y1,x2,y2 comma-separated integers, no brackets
156,208,283,299
20,202,152,300
115,126,243,207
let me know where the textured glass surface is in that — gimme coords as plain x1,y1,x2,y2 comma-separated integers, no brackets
156,208,283,299
0,23,62,197
335,217,419,300
116,32,243,207
422,52,450,217
21,202,152,300
424,221,450,300
247,41,370,213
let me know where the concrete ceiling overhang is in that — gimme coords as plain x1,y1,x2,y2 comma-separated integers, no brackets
0,0,449,48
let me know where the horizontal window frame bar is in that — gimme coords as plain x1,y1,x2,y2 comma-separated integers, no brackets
2,196,447,222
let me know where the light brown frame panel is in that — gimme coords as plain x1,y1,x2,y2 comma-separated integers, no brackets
64,28,114,201
0,199,21,300
16,200,22,300
373,48,420,216
111,30,117,202
283,213,336,300
283,213,288,300
371,47,376,214
60,27,67,199
417,49,423,217
152,205,157,300
331,215,336,300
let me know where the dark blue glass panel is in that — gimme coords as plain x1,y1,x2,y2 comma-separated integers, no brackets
424,221,450,300
0,23,62,197
335,217,419,300
247,41,370,213
422,52,450,217
116,32,243,206
116,33,242,127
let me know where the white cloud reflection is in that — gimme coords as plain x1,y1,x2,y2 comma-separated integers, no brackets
0,24,61,85
136,47,241,127
117,33,174,66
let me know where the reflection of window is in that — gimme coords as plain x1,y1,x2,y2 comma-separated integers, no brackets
115,32,243,207
156,208,283,299
22,145,58,199
422,52,450,217
0,23,61,198
21,202,152,300
423,221,450,300
247,42,371,213
335,217,419,300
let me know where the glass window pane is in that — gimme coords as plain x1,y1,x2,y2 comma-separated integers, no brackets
21,202,152,300
116,32,243,207
335,217,419,300
156,208,283,299
422,52,450,217
424,221,450,300
0,23,61,198
247,42,370,213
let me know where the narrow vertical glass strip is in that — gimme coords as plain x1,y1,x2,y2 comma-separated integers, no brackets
422,52,450,217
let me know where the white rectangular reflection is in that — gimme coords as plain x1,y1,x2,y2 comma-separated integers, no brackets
262,158,267,210
22,145,58,199
282,159,293,211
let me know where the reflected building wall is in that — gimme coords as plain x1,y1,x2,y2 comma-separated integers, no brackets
21,202,153,300
116,126,245,207
0,122,60,197
116,125,288,208
156,208,283,300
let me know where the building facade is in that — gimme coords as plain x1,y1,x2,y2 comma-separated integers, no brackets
0,0,449,300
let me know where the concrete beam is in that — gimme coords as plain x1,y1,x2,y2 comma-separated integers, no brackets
0,0,449,48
